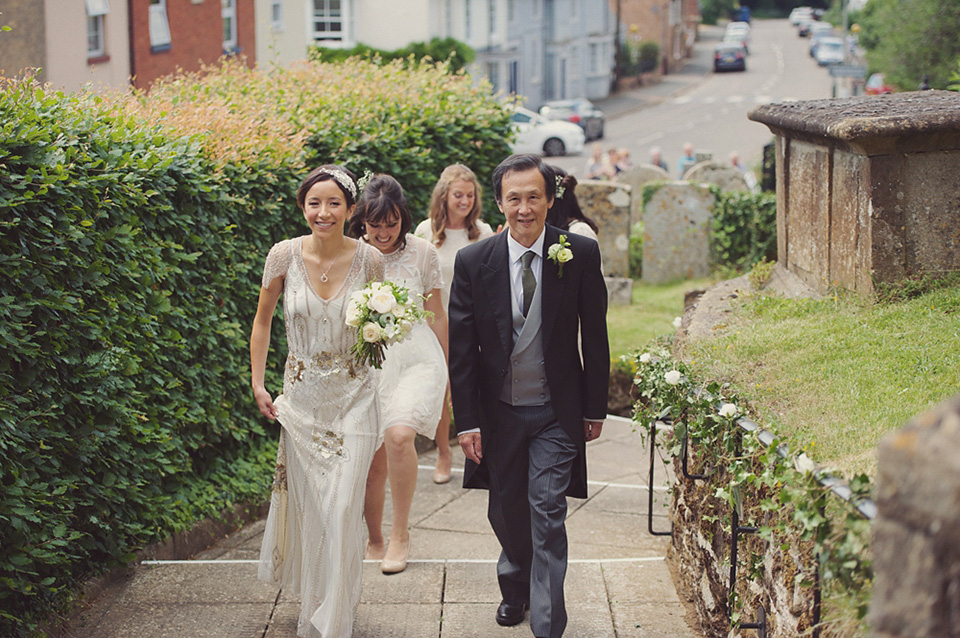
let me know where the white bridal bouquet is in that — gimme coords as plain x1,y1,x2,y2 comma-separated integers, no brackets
345,281,425,369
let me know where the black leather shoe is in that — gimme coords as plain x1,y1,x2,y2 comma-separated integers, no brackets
495,600,527,626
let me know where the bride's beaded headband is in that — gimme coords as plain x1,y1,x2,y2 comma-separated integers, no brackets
319,167,357,199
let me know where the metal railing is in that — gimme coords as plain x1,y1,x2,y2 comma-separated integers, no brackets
646,414,876,638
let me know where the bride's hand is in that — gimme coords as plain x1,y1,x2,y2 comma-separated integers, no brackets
254,386,279,420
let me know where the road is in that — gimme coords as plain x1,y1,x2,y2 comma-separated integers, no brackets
551,19,838,176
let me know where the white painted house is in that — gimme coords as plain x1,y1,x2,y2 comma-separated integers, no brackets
254,0,615,109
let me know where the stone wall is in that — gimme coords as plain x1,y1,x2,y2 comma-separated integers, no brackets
749,91,960,296
868,394,960,638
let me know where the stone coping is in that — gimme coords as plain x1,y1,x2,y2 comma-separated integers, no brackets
748,90,960,155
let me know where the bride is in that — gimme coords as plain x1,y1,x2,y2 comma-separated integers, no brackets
249,165,384,637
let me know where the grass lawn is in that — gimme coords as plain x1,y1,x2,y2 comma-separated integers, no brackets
680,280,960,478
606,277,716,359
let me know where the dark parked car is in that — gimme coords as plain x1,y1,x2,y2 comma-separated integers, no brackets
714,43,746,72
538,98,605,141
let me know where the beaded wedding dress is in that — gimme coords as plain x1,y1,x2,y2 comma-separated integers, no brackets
377,234,447,434
257,236,383,638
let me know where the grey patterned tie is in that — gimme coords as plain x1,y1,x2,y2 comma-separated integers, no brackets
521,250,536,317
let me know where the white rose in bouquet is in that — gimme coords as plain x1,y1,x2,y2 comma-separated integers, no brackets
362,322,382,343
368,289,396,314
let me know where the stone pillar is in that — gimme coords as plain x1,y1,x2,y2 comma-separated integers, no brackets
641,182,714,284
869,394,960,638
749,91,960,296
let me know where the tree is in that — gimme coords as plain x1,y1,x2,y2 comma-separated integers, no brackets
858,0,960,90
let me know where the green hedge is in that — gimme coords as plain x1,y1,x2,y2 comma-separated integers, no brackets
310,36,475,75
0,57,511,635
710,188,777,272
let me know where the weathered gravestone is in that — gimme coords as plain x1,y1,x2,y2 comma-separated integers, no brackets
869,394,960,638
749,90,960,296
683,160,750,192
641,182,714,284
574,180,632,304
618,163,671,226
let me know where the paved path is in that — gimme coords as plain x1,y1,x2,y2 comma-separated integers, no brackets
59,30,721,638
61,416,702,637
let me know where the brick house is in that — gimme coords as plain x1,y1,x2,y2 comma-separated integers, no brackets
613,0,698,76
129,0,256,90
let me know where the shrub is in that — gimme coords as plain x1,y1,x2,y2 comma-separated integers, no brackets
0,55,511,634
629,221,644,278
311,37,475,75
709,188,777,272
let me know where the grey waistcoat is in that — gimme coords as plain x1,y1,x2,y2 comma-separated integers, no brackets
499,273,551,406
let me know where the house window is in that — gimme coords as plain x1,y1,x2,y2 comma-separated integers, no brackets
445,0,452,36
487,61,499,93
508,60,518,94
313,0,347,45
222,0,237,51
149,0,172,51
507,0,514,22
488,0,496,37
271,0,283,29
85,0,109,59
589,42,600,73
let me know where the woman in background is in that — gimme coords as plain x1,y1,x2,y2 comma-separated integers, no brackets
414,164,494,484
548,166,600,245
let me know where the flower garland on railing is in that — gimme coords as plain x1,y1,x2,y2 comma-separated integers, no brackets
629,345,874,627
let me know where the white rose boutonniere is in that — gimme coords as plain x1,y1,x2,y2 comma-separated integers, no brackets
546,234,573,277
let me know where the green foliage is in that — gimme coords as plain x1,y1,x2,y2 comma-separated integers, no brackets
629,222,644,278
858,0,960,90
747,257,775,289
0,56,509,634
700,0,738,25
631,347,873,632
951,58,960,91
622,41,659,75
709,188,777,272
310,37,475,74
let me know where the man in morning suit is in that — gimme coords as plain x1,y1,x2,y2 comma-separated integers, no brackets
448,153,610,638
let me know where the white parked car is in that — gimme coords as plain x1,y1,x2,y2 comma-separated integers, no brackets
814,37,845,66
789,6,813,25
509,106,585,157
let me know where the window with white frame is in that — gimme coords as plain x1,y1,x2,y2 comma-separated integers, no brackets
271,0,283,29
85,0,109,58
222,0,237,51
488,0,496,38
149,0,172,50
445,0,452,36
589,42,600,74
313,0,348,45
507,0,514,22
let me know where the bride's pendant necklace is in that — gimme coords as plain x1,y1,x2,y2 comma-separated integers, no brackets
311,238,339,284
318,255,336,283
